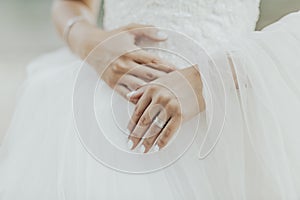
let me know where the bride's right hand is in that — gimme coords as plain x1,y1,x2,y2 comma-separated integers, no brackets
77,23,176,101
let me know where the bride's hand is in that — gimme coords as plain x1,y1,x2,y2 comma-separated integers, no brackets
127,66,206,153
78,23,175,100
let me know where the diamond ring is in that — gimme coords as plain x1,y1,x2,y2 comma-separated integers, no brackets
153,117,165,129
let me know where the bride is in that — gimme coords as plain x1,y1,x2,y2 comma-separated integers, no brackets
1,0,300,199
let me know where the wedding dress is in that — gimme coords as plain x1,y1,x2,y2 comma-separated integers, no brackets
1,0,300,199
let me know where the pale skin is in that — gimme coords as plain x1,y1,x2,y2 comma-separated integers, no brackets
52,0,215,153
127,66,205,152
52,0,176,99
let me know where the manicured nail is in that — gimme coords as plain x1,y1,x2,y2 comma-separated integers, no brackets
126,91,137,99
126,129,131,136
156,31,168,39
141,82,148,87
153,144,160,152
127,139,134,150
138,144,146,153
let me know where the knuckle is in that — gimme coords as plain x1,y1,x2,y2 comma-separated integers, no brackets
112,61,128,73
157,94,171,103
166,101,179,112
148,127,160,138
146,86,157,93
134,109,143,118
132,108,142,120
110,63,118,73
144,139,153,147
146,72,156,80
150,57,160,64
152,125,162,134
131,131,141,139
157,139,166,147
139,115,150,126
163,128,172,139
112,64,120,73
132,82,142,90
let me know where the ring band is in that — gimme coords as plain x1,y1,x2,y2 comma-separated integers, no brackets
153,117,165,129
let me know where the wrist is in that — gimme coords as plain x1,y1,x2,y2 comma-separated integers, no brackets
180,66,205,112
68,21,108,59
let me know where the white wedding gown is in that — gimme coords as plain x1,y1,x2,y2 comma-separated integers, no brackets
1,0,300,199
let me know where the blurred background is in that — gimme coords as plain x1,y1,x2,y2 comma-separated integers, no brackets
0,0,300,142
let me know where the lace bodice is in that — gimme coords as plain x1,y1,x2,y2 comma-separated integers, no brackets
103,0,261,51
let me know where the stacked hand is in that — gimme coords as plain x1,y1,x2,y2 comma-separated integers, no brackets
127,66,205,153
81,23,176,100
83,23,205,153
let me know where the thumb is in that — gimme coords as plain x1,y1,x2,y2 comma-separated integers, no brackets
138,28,168,41
121,23,168,41
126,86,146,100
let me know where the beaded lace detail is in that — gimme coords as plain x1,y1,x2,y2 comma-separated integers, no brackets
103,0,260,51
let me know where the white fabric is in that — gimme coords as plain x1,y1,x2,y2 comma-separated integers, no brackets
104,0,260,52
1,0,300,199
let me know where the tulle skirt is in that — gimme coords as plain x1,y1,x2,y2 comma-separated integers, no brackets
1,12,300,200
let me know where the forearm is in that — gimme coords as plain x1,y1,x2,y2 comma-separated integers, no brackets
179,66,206,112
51,0,105,58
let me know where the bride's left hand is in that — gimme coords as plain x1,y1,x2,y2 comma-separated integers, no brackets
127,66,206,153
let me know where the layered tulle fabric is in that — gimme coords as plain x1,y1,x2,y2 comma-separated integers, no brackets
199,11,300,199
1,10,300,200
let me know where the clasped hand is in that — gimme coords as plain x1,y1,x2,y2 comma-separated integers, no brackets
92,24,205,153
127,66,205,153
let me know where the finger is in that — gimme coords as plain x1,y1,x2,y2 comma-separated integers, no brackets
126,86,147,103
111,59,131,75
143,30,168,41
127,90,152,134
126,50,176,72
120,23,154,32
118,74,147,91
135,28,168,41
146,60,176,73
120,24,167,41
126,61,167,81
128,103,160,151
156,116,181,150
114,84,141,104
142,110,169,153
114,84,131,100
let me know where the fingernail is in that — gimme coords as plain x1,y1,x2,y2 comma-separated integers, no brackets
138,144,146,153
153,144,160,152
141,82,148,87
156,31,168,39
125,129,130,136
127,139,134,150
126,91,137,99
127,122,134,133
